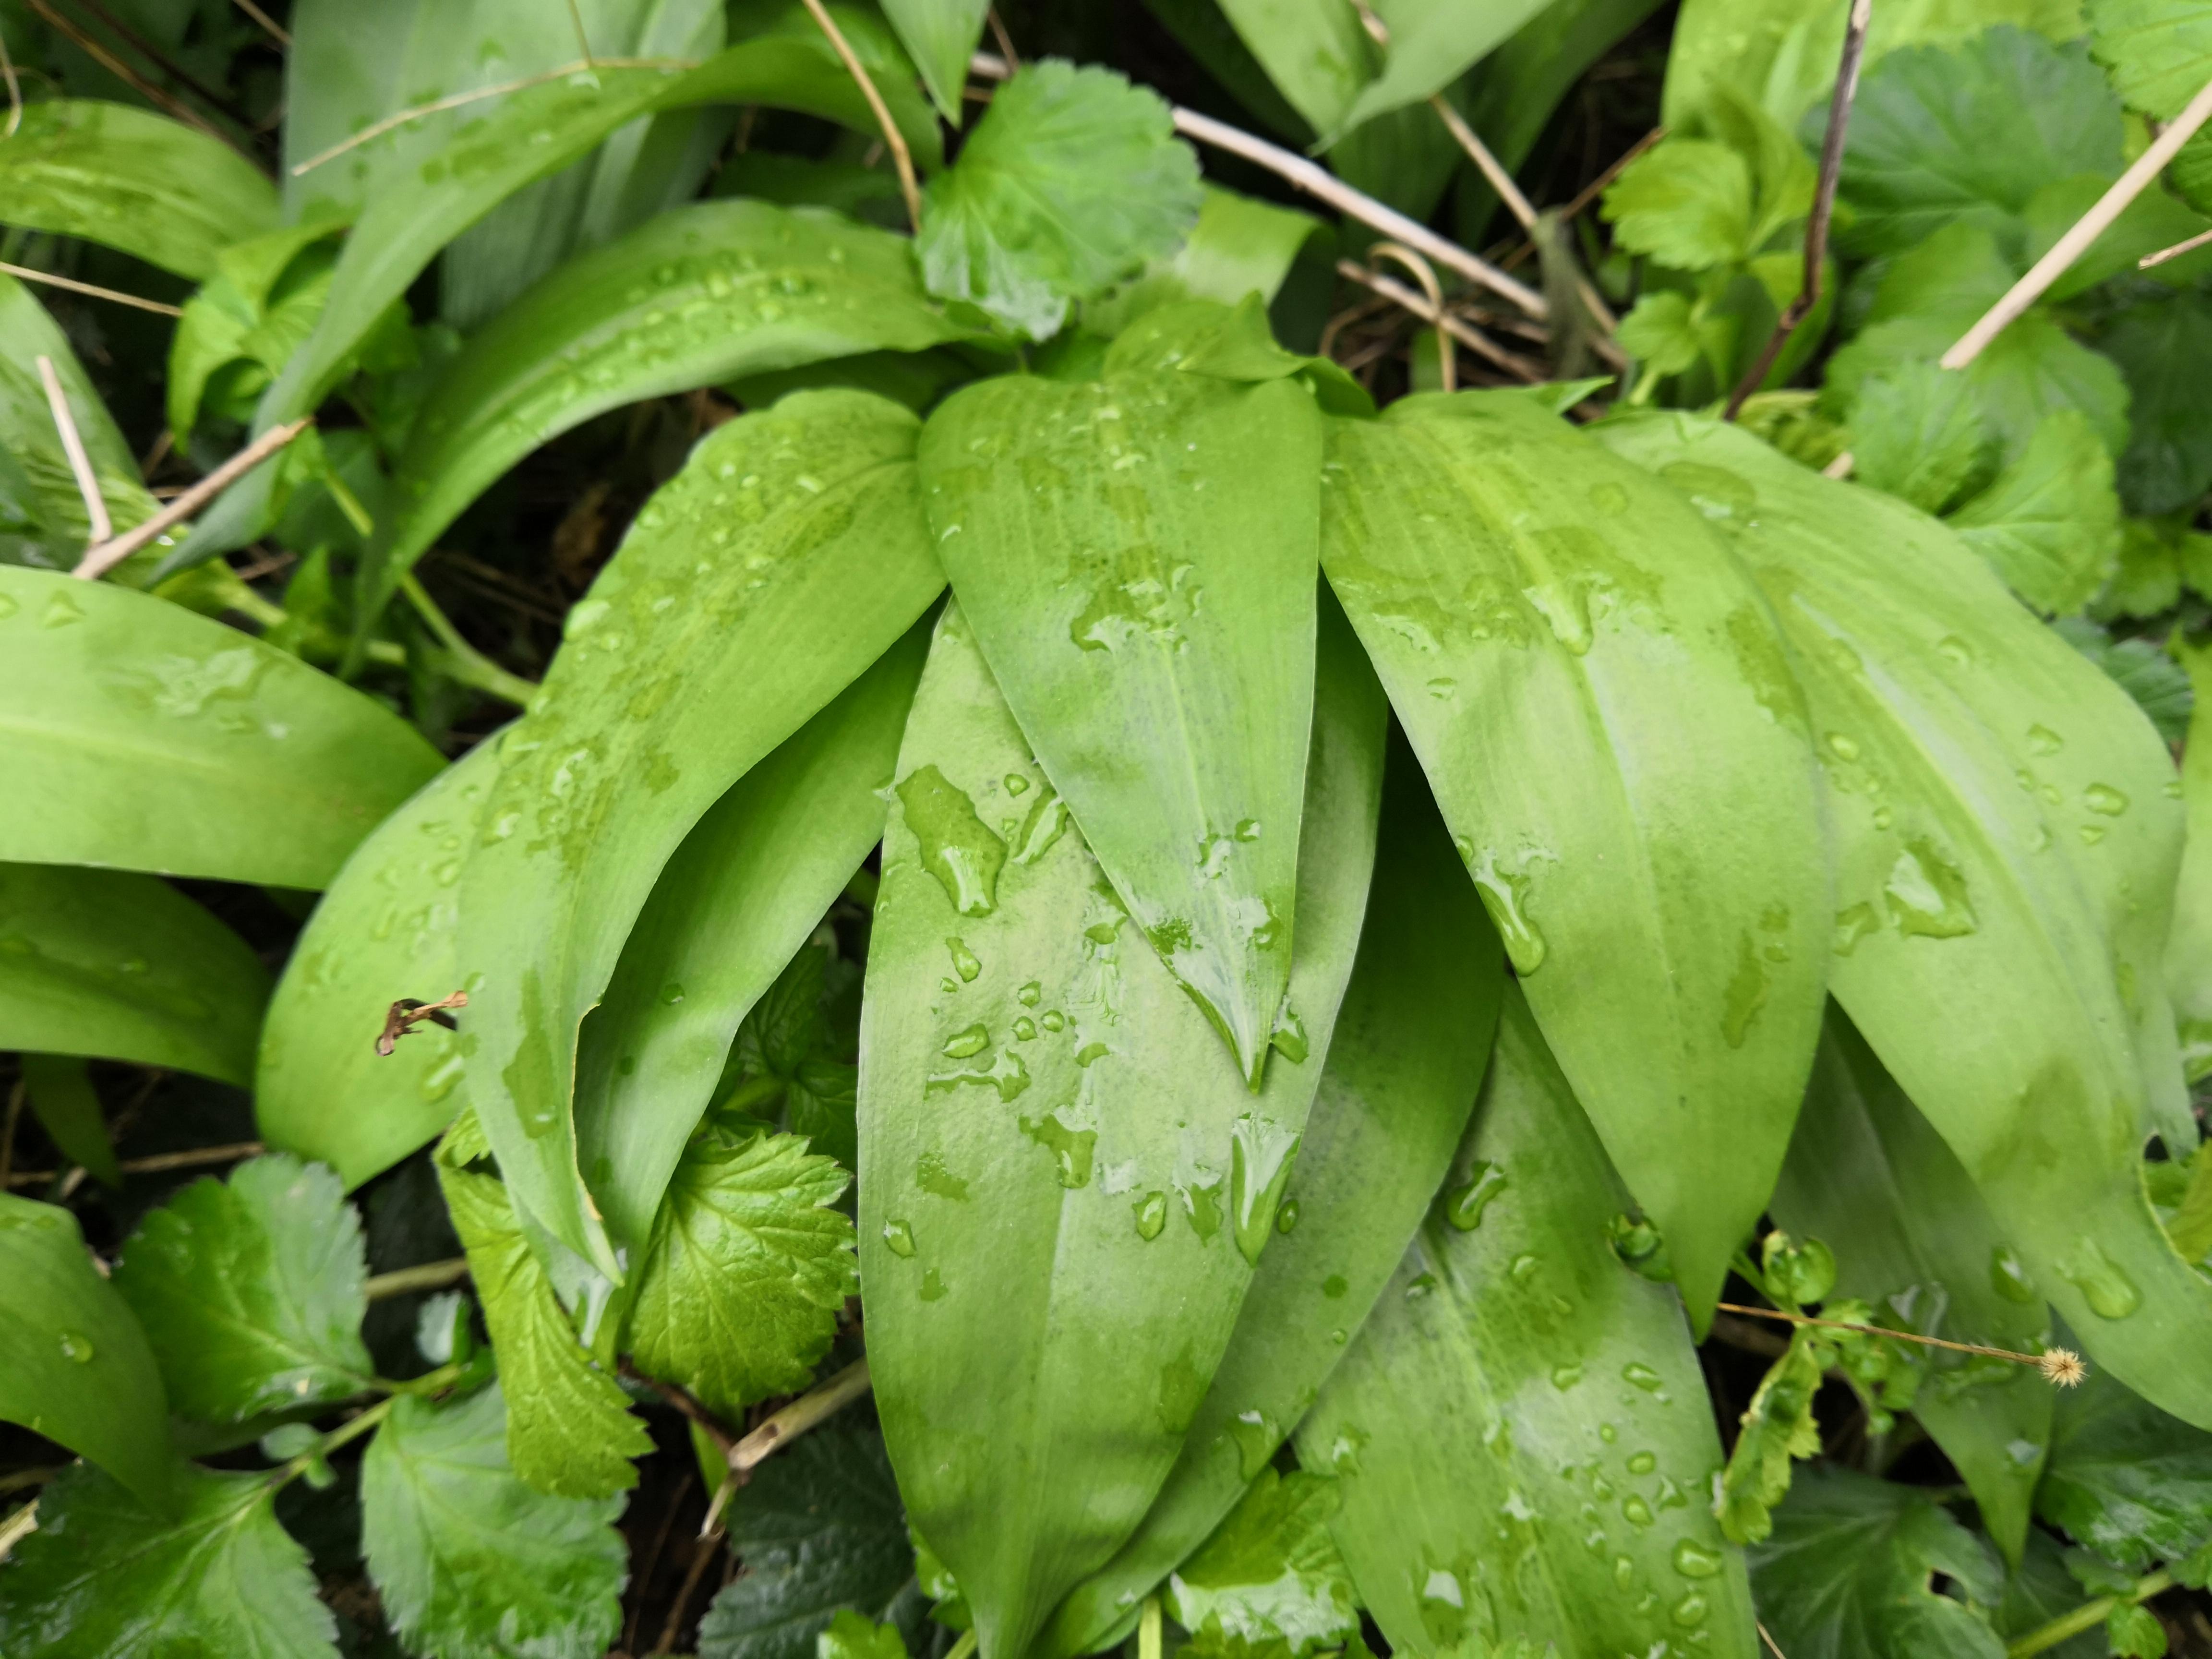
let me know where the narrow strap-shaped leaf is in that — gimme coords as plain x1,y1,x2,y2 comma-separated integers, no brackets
0,101,278,279
1769,1004,2053,1565
916,301,1324,1088
860,593,1383,1659
0,1194,176,1513
0,567,442,887
21,1055,120,1188
1321,390,1829,1326
0,863,271,1085
1039,740,1503,1659
1296,984,1760,1659
881,0,992,120
2171,636,2212,1082
575,621,930,1251
360,199,976,637
460,391,944,1276
1594,411,2212,1430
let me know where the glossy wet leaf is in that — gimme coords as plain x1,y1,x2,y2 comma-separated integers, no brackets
1296,985,1758,1658
1040,744,1502,1659
168,222,345,444
1322,390,1828,1326
1769,1008,2053,1563
916,61,1202,339
860,596,1383,1659
2171,637,2212,1083
2087,0,2212,118
1994,1528,2109,1659
2035,1370,2212,1573
882,0,992,119
0,100,278,279
0,863,271,1086
361,200,975,627
0,1464,334,1659
1747,1466,2005,1659
110,1154,373,1425
460,391,942,1274
0,565,442,887
570,608,928,1252
18,1056,116,1190
918,302,1324,1087
1945,410,2121,615
1084,187,1329,339
625,1128,857,1418
1166,1470,1358,1658
0,1193,175,1511
361,1382,627,1659
1594,413,2212,1431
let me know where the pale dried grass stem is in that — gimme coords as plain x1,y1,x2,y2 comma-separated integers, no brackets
800,0,922,229
73,417,312,580
36,355,111,546
1,260,183,316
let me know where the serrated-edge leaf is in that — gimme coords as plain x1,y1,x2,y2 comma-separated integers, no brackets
1946,409,2123,614
2035,1368,2212,1573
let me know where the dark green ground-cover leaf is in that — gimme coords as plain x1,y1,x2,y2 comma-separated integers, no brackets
860,596,1383,1659
918,304,1323,1089
361,199,976,627
625,1129,856,1418
0,100,278,279
460,391,942,1275
1945,410,2122,613
2035,1370,2212,1573
1770,1009,2053,1562
0,863,270,1084
696,1425,923,1659
1039,745,1502,1659
1594,413,2212,1431
0,565,442,887
1850,359,1988,515
1996,1529,2107,1659
1749,1466,2006,1659
361,1382,626,1659
1298,985,1758,1658
111,1154,373,1424
2088,0,2212,118
573,623,927,1250
916,60,1202,339
0,1464,334,1658
1322,389,1828,1326
1166,1469,1358,1658
0,1194,174,1511
2098,292,2212,517
166,222,346,444
2056,618,2195,746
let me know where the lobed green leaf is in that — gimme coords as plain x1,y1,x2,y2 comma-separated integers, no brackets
2035,1370,2212,1574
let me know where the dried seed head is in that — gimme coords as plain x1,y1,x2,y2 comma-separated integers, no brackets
2038,1348,2086,1387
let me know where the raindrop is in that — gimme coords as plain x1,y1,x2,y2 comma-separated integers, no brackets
2057,1236,2140,1319
1989,1245,2037,1304
941,1024,990,1059
659,982,685,1006
1017,980,1042,1007
1672,1540,1723,1579
2083,784,2129,817
882,1220,917,1258
1230,1116,1302,1266
1551,1364,1584,1390
2079,825,2106,845
920,1267,947,1301
2027,724,2063,755
1627,1452,1657,1475
897,765,1007,916
1134,1191,1167,1240
1622,1363,1664,1393
1020,1113,1096,1188
946,938,982,982
1613,1557,1637,1592
1670,1592,1709,1628
1004,773,1030,795
1883,841,1976,938
1467,852,1547,974
1013,1016,1037,1041
1825,732,1861,762
1227,1408,1280,1479
1622,1495,1654,1526
1509,1253,1540,1284
1445,1161,1509,1231
1276,1197,1300,1234
57,1331,95,1363
1042,1010,1066,1033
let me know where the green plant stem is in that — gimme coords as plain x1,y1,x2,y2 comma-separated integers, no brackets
1139,1597,1162,1659
945,1631,980,1659
2006,1570,2171,1657
397,572,541,708
273,1362,467,1485
363,1255,469,1300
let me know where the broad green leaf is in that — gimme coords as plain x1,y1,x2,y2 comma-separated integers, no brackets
0,1194,174,1511
1747,1467,2006,1659
168,222,346,444
1593,413,2212,1431
255,743,492,1190
1769,1008,2054,1563
1996,1529,2108,1659
0,101,278,280
1321,390,1828,1325
882,0,991,120
2036,1370,2212,1572
435,1154,650,1497
1603,139,1755,270
1850,359,1989,516
110,1154,373,1424
860,596,1383,1659
1296,985,1758,1658
0,863,270,1085
695,1424,926,1659
1039,745,1503,1659
1616,290,1705,380
1946,409,2123,613
0,1464,335,1658
460,391,943,1275
575,624,926,1249
2172,637,2212,1082
917,302,1324,1087
2095,521,2189,622
1085,187,1330,338
916,61,1202,340
0,565,442,886
2098,292,2212,517
361,200,976,630
624,1128,857,1418
361,1382,627,1659
19,1056,117,1189
1714,1320,1829,1547
2087,0,2212,118
1166,1470,1358,1657
2054,618,2194,746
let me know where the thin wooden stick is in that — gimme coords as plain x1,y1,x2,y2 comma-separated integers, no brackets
3,1139,265,1189
1,260,183,317
0,1500,37,1563
564,0,596,68
72,418,311,580
2140,224,2212,270
729,1357,871,1476
36,356,111,546
654,1530,724,1656
986,9,1020,72
0,22,22,141
801,0,922,229
1714,1301,2085,1384
1431,95,1538,230
230,0,289,47
1945,72,2212,367
1369,243,1456,392
73,0,253,124
1725,0,1872,419
1336,259,1544,383
22,0,240,150
363,1256,470,1300
1757,1622,1790,1658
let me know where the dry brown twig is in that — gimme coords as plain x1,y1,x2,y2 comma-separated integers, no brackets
4,1140,266,1190
22,0,244,153
36,355,112,545
374,990,469,1057
2139,224,2212,270
0,260,183,317
73,417,313,580
0,22,22,140
230,0,289,46
1369,242,1456,392
1715,1301,2086,1385
1336,259,1545,383
801,0,922,229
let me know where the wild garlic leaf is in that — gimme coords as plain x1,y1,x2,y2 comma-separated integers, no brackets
2172,639,2212,1087
361,1382,627,1659
625,1128,857,1419
1945,409,2123,613
2035,1371,2212,1573
1848,359,1989,515
880,0,992,120
916,60,1203,338
2087,0,2212,118
1166,1470,1358,1659
695,1426,925,1659
435,1162,649,1498
2097,291,2212,517
1749,1466,2006,1659
0,1463,336,1659
110,1154,373,1424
